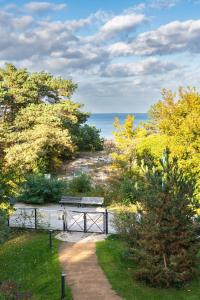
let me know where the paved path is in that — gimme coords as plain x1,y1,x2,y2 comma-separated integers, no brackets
59,242,122,300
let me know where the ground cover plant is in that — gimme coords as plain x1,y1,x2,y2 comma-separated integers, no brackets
96,236,200,300
0,231,71,300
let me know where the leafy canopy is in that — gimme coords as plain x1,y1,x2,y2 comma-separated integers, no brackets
0,63,77,123
0,64,103,174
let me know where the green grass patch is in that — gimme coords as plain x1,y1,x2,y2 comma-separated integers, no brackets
0,230,71,300
96,236,200,300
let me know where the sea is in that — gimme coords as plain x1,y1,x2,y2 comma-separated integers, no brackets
87,113,148,140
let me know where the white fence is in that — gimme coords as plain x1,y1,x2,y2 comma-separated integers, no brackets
9,207,116,234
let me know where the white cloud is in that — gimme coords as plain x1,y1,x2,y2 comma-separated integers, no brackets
108,42,132,56
123,3,146,14
102,58,179,77
97,13,148,40
1,3,200,112
149,0,180,9
13,15,33,29
108,19,200,57
24,2,67,13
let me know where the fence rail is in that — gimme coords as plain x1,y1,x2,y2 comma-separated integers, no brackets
8,207,116,234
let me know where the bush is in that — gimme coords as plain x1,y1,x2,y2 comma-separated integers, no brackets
76,124,104,151
102,176,139,206
68,173,92,194
0,208,9,244
18,174,67,204
113,208,140,247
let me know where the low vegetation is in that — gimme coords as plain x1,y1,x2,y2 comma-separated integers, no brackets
0,231,71,299
18,174,66,204
96,236,200,300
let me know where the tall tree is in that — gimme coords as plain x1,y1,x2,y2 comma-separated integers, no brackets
112,115,137,173
134,149,199,287
4,101,87,173
149,87,200,195
0,64,103,174
0,63,77,123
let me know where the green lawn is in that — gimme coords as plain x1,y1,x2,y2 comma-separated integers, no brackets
0,231,71,300
96,236,200,300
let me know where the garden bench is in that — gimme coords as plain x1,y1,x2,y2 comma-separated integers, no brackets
59,196,104,207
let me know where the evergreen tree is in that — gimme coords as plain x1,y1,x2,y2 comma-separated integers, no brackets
135,149,199,287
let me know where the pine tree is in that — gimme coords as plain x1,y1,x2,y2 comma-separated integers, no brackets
135,148,199,287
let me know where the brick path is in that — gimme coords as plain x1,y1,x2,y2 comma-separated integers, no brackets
59,242,122,300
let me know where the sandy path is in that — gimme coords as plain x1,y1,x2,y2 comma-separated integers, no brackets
59,151,113,183
59,242,122,300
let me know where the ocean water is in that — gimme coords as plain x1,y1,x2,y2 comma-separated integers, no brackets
87,113,148,139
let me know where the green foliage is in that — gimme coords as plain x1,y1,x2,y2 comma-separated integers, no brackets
76,124,104,151
133,150,199,287
149,87,200,192
0,208,9,244
68,173,92,194
19,174,66,204
111,87,200,199
113,209,140,247
4,101,81,173
112,115,137,173
99,175,140,206
0,232,72,299
0,63,77,123
96,238,200,300
0,63,102,175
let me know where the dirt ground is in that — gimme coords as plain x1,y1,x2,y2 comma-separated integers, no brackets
59,151,113,183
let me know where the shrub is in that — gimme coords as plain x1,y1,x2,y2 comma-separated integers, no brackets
68,173,92,194
18,174,67,204
117,177,137,204
76,124,104,151
113,208,140,247
102,176,139,206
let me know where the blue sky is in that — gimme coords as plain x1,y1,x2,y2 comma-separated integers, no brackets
0,0,200,112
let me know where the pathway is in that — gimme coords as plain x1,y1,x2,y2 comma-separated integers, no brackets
59,241,122,300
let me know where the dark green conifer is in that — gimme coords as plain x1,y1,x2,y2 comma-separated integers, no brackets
135,149,199,287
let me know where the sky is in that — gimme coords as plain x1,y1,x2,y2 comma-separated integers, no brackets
0,0,200,112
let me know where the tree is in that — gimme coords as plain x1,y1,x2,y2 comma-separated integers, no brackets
134,149,199,287
149,87,200,190
112,115,137,173
75,124,104,151
0,165,16,244
4,101,86,173
0,63,77,123
0,64,103,174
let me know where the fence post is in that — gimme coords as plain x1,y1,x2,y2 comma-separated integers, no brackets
35,208,37,230
61,273,66,300
84,212,87,233
105,209,108,234
63,211,66,231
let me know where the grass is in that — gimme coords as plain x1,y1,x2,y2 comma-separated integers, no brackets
96,236,200,300
0,230,72,300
